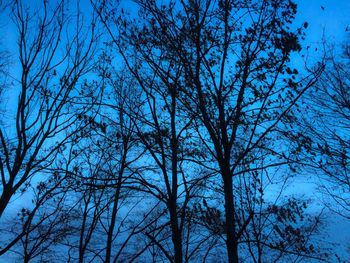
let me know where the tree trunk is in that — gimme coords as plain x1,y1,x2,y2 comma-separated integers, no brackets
0,187,12,218
223,168,239,263
78,199,89,263
169,200,183,263
24,253,30,263
106,149,126,263
105,190,119,263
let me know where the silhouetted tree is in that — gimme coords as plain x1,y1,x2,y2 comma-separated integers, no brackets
302,41,350,219
94,3,222,261
0,0,98,218
0,167,72,260
96,0,324,262
1,0,343,262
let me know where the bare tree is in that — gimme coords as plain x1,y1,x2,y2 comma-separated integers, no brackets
95,0,324,262
0,0,99,217
92,4,222,260
301,41,350,220
0,0,338,262
0,166,72,260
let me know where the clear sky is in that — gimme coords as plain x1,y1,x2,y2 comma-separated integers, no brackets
295,0,350,46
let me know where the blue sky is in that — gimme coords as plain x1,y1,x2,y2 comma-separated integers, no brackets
1,0,350,61
296,0,350,45
1,0,350,261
